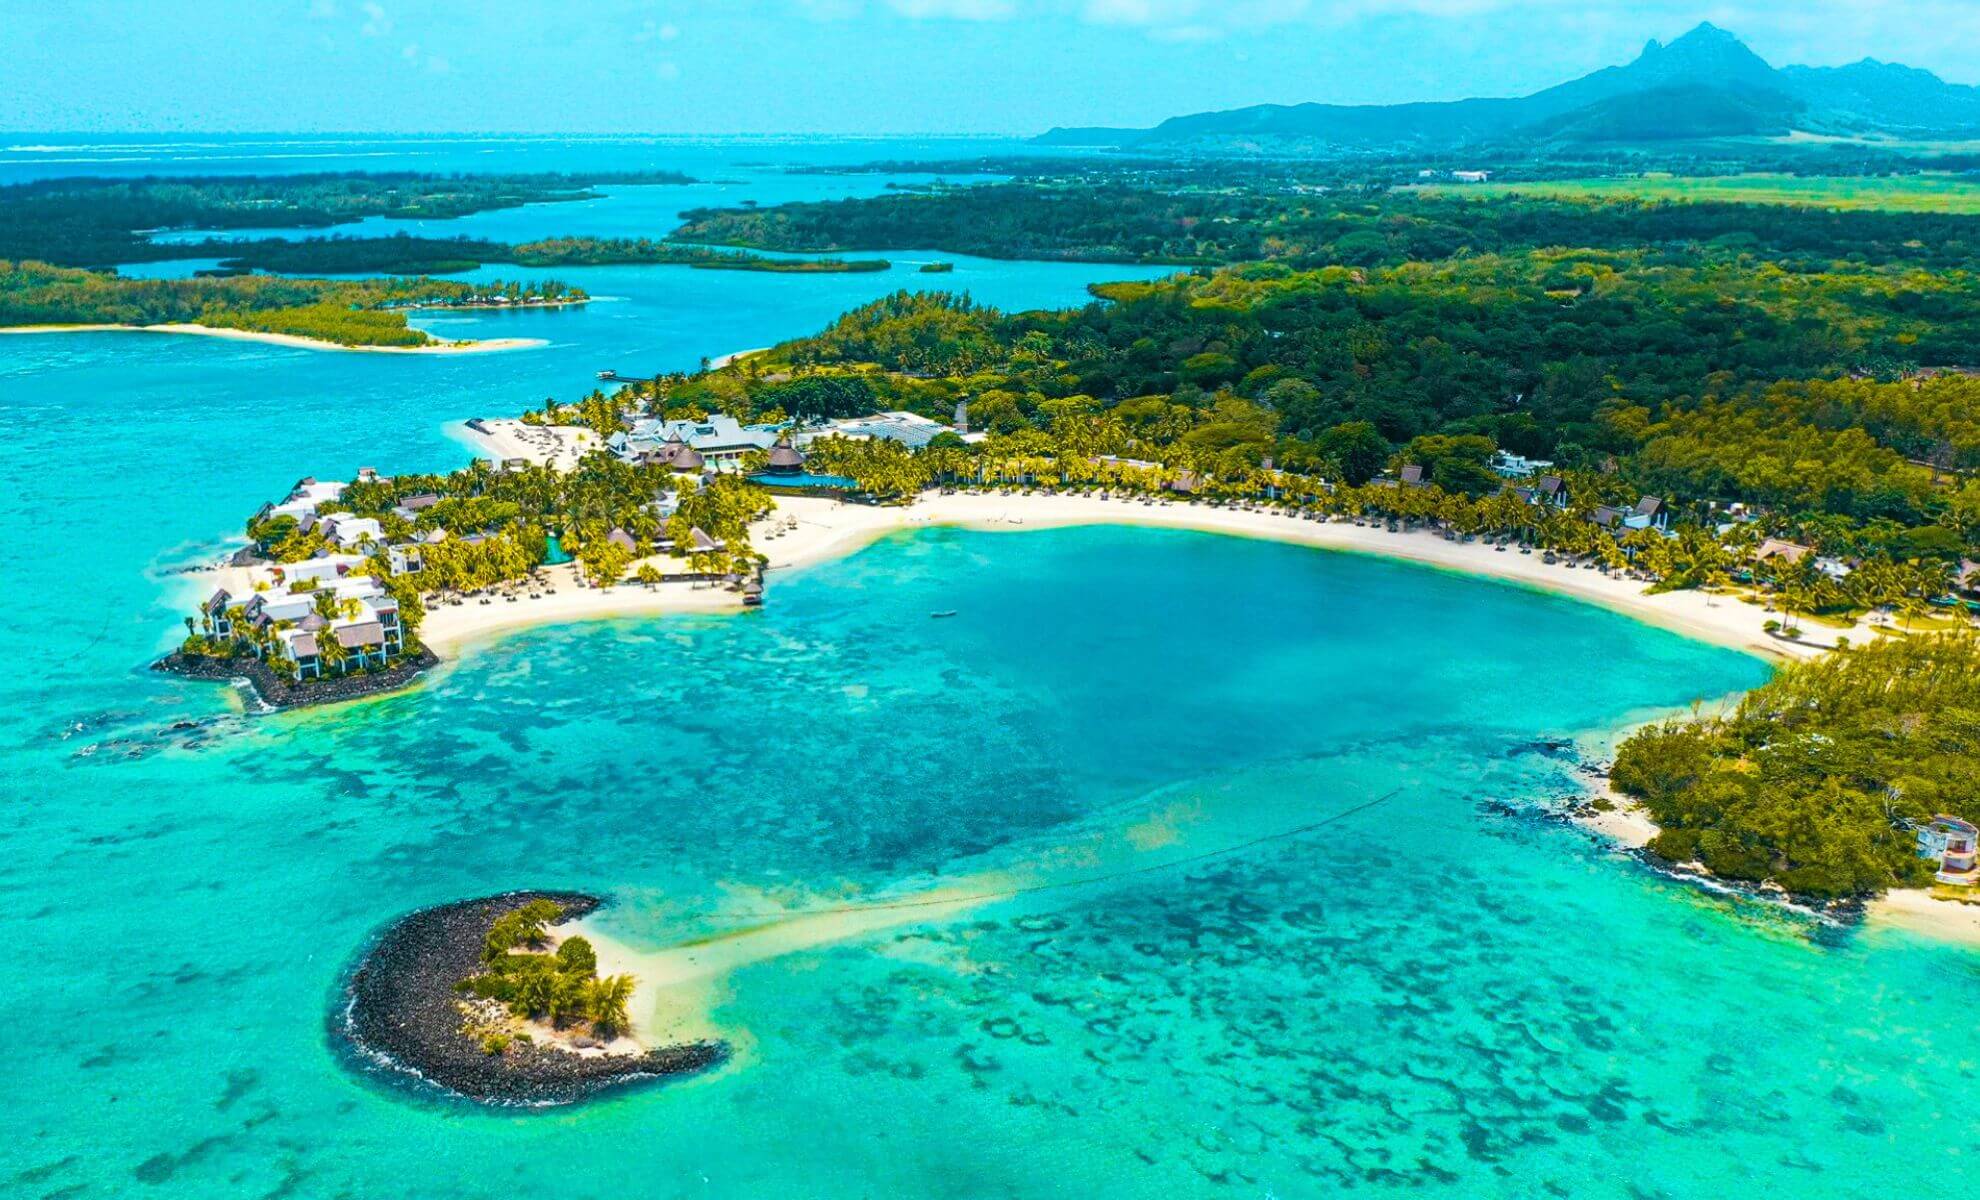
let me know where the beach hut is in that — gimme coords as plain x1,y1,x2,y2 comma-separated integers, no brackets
765,437,806,476
606,528,638,554
742,577,765,607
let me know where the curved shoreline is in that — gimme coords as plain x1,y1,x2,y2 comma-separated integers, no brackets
415,492,1850,663
0,322,545,354
339,891,726,1106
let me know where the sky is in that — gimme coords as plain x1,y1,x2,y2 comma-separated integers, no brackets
4,0,1977,135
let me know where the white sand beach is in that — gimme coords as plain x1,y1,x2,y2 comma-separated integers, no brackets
418,561,745,655
753,492,1855,661
198,488,1861,664
0,322,545,354
1867,888,1980,947
707,346,768,370
454,418,600,470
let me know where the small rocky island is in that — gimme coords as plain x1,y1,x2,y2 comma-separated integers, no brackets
342,891,725,1105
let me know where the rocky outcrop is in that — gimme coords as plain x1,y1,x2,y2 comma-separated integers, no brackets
153,647,439,710
339,891,726,1106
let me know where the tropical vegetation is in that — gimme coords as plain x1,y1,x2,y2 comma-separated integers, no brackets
1612,635,1980,898
457,899,638,1050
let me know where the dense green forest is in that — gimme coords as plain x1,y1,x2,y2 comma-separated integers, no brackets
0,260,571,346
672,184,1980,271
1612,636,1980,898
145,233,890,276
0,171,692,267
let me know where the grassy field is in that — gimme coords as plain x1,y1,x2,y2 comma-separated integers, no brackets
1420,172,1980,214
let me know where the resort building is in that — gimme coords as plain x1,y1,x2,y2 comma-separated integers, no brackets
274,553,370,587
800,411,958,449
609,415,782,466
1917,816,1979,886
199,573,405,683
1491,451,1553,479
321,515,385,550
255,477,347,525
1624,496,1669,530
391,492,441,521
764,438,806,476
1534,474,1569,508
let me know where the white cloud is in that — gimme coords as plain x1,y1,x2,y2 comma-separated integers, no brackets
657,60,681,81
888,0,1019,17
359,2,391,37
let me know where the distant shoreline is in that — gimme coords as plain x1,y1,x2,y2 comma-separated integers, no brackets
0,322,546,354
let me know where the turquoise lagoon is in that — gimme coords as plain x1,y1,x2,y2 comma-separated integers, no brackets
3,139,1977,1199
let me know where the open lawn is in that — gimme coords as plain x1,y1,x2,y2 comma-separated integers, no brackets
1420,172,1980,214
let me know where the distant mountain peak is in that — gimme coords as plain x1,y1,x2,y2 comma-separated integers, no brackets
1041,23,1980,150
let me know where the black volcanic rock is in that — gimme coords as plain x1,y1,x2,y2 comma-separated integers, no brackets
339,891,726,1106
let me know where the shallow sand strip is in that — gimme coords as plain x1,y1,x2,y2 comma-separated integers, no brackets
0,323,544,354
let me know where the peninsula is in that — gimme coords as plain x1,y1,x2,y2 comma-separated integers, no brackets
0,260,583,350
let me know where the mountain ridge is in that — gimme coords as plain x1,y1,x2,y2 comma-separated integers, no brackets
1037,24,1980,150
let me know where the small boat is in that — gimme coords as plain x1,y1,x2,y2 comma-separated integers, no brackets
930,610,958,619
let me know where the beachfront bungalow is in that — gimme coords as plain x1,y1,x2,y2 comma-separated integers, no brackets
1534,475,1570,508
1399,464,1427,487
257,477,348,526
322,515,384,550
687,526,724,554
1590,505,1623,530
1917,816,1979,886
606,528,638,554
1624,496,1669,531
201,589,236,638
255,582,404,682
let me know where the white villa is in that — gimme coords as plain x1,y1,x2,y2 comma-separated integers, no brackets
200,569,405,683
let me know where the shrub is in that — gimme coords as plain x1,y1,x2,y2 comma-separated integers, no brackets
556,936,597,975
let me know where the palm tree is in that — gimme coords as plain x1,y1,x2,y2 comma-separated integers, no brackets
586,974,636,1038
